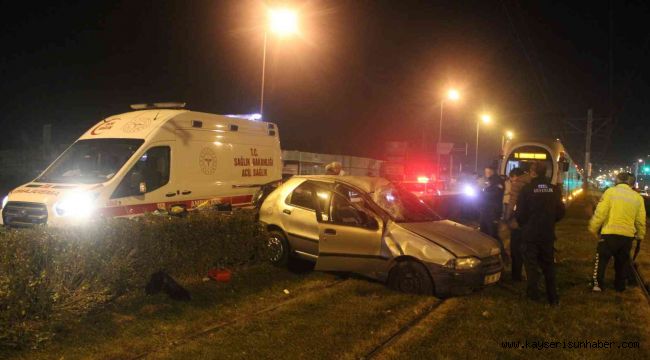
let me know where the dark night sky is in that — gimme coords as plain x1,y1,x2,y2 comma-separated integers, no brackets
1,0,648,168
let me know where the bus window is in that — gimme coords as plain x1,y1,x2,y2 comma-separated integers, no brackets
505,146,553,178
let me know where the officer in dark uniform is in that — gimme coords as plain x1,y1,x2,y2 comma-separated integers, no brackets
516,161,565,305
479,166,504,239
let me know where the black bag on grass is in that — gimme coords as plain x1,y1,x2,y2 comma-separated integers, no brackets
145,271,191,301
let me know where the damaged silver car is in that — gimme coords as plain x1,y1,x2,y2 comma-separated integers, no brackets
258,176,503,296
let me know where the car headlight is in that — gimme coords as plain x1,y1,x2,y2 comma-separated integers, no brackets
449,256,482,270
54,192,97,218
1,195,7,209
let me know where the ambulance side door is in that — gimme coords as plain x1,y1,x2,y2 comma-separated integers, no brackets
109,142,176,215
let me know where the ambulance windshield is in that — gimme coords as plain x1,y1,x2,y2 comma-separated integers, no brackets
37,139,144,184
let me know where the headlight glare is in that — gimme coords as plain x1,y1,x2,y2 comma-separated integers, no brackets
463,184,477,197
54,192,97,218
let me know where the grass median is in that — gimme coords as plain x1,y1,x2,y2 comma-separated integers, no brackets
9,194,650,359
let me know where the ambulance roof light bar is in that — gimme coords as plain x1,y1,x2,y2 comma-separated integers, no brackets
130,102,187,110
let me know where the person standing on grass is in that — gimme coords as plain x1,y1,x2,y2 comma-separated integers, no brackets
503,172,512,218
516,161,565,305
588,172,646,292
504,167,532,281
480,166,506,259
479,166,504,239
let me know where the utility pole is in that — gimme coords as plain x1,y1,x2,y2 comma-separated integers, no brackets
584,109,593,190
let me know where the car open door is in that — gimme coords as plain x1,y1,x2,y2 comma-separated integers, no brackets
314,190,386,274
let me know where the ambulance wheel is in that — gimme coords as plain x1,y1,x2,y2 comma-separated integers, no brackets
267,231,290,267
387,260,434,295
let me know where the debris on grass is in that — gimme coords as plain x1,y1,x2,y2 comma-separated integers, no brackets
207,268,233,283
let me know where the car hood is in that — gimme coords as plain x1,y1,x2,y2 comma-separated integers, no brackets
398,220,500,258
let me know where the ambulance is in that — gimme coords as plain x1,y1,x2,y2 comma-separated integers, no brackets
1,103,282,227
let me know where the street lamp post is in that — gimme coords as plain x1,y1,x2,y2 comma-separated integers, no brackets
259,8,298,117
436,89,460,177
260,31,268,116
475,114,491,173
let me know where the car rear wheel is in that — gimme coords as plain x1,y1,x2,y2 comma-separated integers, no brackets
387,260,434,295
267,230,290,267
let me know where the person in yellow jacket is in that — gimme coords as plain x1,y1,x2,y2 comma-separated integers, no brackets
589,172,646,292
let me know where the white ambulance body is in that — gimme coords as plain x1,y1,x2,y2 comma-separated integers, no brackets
1,105,282,227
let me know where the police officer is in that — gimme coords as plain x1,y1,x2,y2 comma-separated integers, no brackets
516,161,565,305
479,166,504,239
589,172,646,292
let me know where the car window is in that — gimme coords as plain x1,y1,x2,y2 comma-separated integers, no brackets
287,182,316,210
335,183,364,204
111,146,170,198
325,183,378,228
330,192,366,226
287,181,332,212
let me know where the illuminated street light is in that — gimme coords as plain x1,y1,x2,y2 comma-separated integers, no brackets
447,89,460,101
475,114,492,172
269,9,299,36
259,8,300,116
436,88,461,175
505,130,514,140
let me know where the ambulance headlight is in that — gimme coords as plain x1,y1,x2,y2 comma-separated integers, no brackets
1,195,8,209
54,192,97,217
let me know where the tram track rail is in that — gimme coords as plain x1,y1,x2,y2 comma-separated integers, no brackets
129,278,347,360
361,298,447,360
631,262,650,305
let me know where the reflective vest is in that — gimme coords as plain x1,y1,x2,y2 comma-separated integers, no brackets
589,184,646,239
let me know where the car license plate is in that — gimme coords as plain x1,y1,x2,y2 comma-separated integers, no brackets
484,272,501,285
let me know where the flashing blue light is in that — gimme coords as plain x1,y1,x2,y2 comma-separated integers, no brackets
225,113,263,121
463,184,477,197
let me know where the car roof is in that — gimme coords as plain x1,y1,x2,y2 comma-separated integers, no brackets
295,175,391,193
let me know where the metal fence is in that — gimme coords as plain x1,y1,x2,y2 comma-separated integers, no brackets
281,150,383,176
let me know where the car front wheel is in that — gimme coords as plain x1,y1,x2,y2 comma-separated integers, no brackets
387,260,434,295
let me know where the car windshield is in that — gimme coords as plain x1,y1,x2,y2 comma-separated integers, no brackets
37,139,144,184
373,184,442,223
